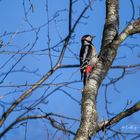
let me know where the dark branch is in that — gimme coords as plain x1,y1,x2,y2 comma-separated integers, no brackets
98,101,140,131
69,0,73,32
0,113,77,138
60,63,140,69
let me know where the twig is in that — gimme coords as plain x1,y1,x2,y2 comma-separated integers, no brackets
98,101,140,131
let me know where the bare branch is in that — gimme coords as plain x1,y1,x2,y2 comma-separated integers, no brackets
0,0,92,129
0,113,77,138
69,0,73,32
111,63,140,69
129,0,135,22
46,0,53,68
98,101,140,131
60,63,140,69
113,18,140,46
0,80,80,88
71,0,94,33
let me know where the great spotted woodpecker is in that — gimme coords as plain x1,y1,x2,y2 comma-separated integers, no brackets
79,34,98,85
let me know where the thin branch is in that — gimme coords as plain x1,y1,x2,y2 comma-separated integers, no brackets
60,64,79,68
69,0,73,32
57,1,93,64
98,101,140,131
111,64,140,69
0,64,59,126
0,1,92,128
71,0,94,33
59,63,140,69
103,68,126,86
46,0,53,68
0,31,39,84
128,0,135,23
0,80,80,88
0,113,76,138
59,89,81,105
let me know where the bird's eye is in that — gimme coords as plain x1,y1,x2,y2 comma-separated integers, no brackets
82,37,85,40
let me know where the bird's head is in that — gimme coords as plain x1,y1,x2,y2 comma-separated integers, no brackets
81,34,95,42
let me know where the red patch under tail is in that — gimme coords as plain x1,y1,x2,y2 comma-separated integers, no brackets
86,66,92,75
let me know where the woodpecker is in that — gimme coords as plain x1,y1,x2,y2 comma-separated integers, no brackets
79,34,98,85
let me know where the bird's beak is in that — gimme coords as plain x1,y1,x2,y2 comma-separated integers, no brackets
92,36,96,39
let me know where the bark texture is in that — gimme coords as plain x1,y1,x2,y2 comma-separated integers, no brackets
74,0,140,138
74,0,119,139
74,0,140,140
75,17,140,140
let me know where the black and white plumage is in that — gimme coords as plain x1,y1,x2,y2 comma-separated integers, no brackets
79,34,98,85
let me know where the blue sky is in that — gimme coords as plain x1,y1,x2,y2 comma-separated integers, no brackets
0,0,140,139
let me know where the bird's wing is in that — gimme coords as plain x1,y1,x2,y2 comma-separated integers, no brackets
80,45,92,79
